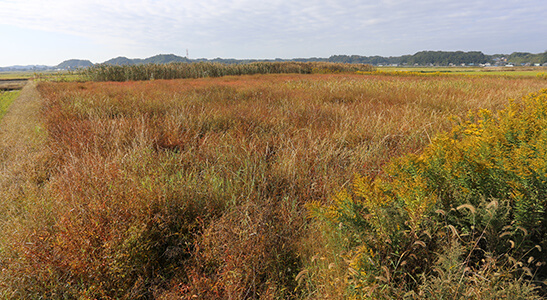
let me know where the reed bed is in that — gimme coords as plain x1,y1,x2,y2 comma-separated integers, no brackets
0,90,20,119
82,62,376,82
0,73,545,298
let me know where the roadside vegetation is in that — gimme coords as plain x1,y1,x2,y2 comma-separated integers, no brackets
0,62,546,298
0,90,20,119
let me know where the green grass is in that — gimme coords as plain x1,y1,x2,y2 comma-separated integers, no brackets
0,72,35,80
33,70,85,82
0,70,81,81
379,66,547,77
0,91,20,119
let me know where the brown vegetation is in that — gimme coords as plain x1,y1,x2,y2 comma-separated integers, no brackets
0,71,546,298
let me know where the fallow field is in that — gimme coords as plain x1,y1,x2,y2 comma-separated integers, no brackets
1,64,546,299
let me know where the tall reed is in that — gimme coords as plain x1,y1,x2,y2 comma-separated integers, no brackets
82,62,375,82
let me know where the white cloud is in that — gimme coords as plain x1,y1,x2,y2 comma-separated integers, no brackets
0,0,545,64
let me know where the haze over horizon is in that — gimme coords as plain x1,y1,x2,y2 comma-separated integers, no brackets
0,0,546,67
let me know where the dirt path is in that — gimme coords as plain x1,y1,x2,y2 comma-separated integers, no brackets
0,81,46,200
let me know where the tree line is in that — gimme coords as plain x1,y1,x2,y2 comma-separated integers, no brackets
327,51,547,66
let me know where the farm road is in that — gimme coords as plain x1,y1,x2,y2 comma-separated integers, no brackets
0,82,47,200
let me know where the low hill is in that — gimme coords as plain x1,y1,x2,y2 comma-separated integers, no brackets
102,56,140,66
56,59,94,70
143,54,191,64
102,54,191,66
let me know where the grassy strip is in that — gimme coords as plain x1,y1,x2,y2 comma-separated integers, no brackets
359,69,547,78
377,66,547,77
0,90,20,119
0,72,35,80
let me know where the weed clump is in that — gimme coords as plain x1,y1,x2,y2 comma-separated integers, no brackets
310,89,547,298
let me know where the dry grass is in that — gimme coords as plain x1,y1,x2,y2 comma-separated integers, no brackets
0,73,545,298
82,62,375,82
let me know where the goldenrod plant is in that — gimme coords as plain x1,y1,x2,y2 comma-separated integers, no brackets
310,90,547,298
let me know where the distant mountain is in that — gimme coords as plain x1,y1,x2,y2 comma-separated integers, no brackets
56,59,94,69
144,54,191,64
103,56,140,66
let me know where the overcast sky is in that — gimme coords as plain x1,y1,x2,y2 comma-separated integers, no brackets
0,0,546,66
